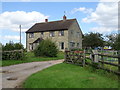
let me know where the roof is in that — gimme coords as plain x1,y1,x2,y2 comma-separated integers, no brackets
26,19,76,33
33,38,43,43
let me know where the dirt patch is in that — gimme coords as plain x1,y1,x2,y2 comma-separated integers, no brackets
7,77,18,80
1,70,13,73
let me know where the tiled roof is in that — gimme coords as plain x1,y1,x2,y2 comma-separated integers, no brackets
26,19,76,33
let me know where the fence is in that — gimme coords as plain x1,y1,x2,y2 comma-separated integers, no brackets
64,50,120,75
2,49,24,60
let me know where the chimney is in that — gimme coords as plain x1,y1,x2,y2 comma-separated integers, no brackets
45,19,48,22
63,15,67,21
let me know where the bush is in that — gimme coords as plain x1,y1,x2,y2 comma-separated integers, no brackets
2,41,25,60
2,41,24,51
34,39,58,57
2,50,25,60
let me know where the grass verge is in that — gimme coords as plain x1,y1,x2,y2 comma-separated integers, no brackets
23,63,118,88
1,52,64,67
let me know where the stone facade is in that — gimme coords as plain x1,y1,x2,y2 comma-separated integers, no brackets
26,30,68,51
26,19,82,52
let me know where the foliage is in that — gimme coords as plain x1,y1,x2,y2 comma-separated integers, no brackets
34,39,58,57
70,48,83,51
2,41,24,51
23,63,118,88
2,41,25,60
113,34,120,50
2,50,25,60
1,52,64,66
83,32,104,49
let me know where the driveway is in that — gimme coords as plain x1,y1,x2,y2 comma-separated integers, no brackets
0,59,64,88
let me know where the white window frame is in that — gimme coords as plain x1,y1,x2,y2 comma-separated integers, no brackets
29,33,34,38
49,31,55,37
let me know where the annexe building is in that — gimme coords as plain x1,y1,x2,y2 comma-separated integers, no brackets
26,15,83,51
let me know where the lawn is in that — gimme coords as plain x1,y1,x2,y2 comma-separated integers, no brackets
1,51,64,67
23,63,118,88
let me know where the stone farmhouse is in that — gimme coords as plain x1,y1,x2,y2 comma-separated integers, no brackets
26,15,83,51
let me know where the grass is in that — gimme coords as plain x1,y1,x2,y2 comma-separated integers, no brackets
23,63,119,88
1,51,64,67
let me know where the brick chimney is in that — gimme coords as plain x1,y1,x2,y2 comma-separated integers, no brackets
63,15,67,21
45,19,48,22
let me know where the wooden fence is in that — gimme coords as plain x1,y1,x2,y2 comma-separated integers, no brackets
64,50,120,75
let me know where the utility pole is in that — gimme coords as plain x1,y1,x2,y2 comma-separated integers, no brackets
20,25,21,44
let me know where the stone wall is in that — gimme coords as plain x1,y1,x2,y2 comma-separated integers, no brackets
68,20,82,50
26,30,68,52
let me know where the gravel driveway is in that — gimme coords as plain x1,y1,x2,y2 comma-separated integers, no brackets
0,59,64,88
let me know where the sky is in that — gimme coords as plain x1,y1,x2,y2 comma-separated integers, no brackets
0,0,119,47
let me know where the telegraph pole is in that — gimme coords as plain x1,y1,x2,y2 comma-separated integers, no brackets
20,25,21,44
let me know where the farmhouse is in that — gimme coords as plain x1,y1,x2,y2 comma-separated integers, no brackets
26,15,83,51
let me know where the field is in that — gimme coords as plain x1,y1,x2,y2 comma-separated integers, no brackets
23,63,118,88
1,51,64,67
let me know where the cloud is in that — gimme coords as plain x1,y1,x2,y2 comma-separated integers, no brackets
0,11,49,32
71,7,93,14
3,35,22,40
82,2,118,34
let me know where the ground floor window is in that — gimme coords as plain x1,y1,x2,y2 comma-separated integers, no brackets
70,42,75,48
59,42,64,50
77,43,79,47
29,43,33,50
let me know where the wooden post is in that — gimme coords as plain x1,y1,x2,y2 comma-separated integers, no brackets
83,49,86,67
101,55,104,68
118,50,120,86
64,49,67,62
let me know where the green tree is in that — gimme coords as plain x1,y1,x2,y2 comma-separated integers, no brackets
2,41,24,51
83,32,104,49
14,43,24,50
113,34,120,50
34,39,58,57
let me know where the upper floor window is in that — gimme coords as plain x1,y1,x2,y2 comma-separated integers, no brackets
29,33,34,38
49,31,55,37
41,32,44,36
77,32,80,37
59,30,64,36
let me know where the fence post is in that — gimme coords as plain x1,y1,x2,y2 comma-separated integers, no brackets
83,49,86,67
101,55,104,68
118,50,120,86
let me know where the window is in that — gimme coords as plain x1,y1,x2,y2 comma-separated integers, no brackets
77,32,79,37
59,30,64,36
70,42,75,48
59,42,64,49
41,32,44,36
50,31,55,37
77,43,79,47
29,33,34,38
71,30,73,34
29,43,33,50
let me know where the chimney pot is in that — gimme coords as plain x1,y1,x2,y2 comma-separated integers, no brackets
63,15,67,21
45,19,48,22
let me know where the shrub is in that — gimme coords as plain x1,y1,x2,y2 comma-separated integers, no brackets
2,41,25,60
2,50,25,60
34,39,58,57
2,41,24,51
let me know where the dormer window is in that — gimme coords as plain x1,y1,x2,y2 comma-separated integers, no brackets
29,33,34,38
59,30,64,36
50,31,55,37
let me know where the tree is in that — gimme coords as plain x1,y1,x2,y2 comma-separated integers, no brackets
113,34,120,50
34,39,58,57
83,32,104,49
2,41,24,51
105,34,117,48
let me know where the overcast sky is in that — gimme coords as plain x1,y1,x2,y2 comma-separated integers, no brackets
0,0,119,47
